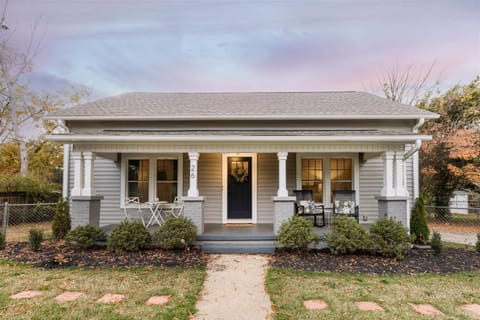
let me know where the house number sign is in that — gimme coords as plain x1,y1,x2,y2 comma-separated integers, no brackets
190,164,196,179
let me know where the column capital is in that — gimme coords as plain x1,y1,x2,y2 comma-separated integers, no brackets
71,151,83,160
277,152,288,160
188,152,200,160
82,152,96,161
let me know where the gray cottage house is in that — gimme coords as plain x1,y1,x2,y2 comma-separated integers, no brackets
46,92,437,251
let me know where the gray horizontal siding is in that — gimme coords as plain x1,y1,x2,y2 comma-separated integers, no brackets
257,154,277,224
94,157,122,226
405,145,415,213
198,153,222,224
359,155,383,223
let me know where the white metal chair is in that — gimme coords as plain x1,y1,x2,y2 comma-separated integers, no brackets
123,197,147,226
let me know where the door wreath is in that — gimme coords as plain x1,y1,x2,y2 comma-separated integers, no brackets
231,166,248,183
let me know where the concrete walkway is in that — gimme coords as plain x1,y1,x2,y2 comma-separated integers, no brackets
193,254,272,320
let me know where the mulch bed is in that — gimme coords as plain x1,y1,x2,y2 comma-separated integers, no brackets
0,240,207,269
272,248,480,275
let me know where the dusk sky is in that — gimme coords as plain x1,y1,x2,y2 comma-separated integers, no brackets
6,0,480,99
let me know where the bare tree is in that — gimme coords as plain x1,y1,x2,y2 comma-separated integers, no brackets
374,63,438,106
0,2,88,176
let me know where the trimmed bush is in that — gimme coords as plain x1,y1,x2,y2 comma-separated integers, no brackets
153,217,197,249
66,225,104,249
431,231,442,256
325,215,372,254
370,218,411,259
410,196,430,244
107,220,151,252
0,231,5,250
52,198,71,240
476,233,480,253
277,216,319,250
29,228,43,251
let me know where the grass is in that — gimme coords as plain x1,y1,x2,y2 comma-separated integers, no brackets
266,268,480,319
0,260,206,320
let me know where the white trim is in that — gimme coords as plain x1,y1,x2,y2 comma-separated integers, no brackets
413,151,419,199
222,153,257,224
47,134,433,143
62,144,70,198
296,153,360,206
120,153,183,208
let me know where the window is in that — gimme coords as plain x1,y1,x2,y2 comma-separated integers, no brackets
127,159,150,202
124,156,182,204
156,159,178,202
298,155,356,204
301,159,323,202
330,159,352,201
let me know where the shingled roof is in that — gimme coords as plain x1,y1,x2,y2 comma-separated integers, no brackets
47,91,438,120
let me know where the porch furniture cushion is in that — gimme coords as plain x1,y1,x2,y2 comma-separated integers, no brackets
332,190,359,222
293,190,325,227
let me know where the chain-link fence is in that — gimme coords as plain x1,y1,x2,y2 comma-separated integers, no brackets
0,202,57,242
426,205,480,245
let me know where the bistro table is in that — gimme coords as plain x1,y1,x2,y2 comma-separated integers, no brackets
145,201,168,227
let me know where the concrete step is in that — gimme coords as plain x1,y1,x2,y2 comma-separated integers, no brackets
197,233,276,241
198,240,275,254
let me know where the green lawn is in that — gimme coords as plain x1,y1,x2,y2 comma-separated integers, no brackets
0,260,206,320
267,268,480,320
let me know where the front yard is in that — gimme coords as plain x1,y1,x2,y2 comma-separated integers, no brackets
267,268,480,319
0,260,206,320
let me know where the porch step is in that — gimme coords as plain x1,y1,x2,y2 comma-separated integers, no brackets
198,240,276,254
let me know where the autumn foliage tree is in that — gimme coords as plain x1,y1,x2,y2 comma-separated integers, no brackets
419,77,480,209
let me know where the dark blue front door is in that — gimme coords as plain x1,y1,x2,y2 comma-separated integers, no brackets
227,157,252,219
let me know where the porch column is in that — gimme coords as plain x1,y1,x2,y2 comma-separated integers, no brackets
81,152,96,196
277,152,289,197
380,151,395,197
376,151,408,227
188,152,199,197
394,151,407,196
71,152,84,196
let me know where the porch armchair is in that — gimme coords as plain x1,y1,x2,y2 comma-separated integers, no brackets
293,190,325,227
332,190,359,222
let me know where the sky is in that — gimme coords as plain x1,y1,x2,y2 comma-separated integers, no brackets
5,0,480,99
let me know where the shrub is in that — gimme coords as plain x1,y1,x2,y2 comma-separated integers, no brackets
153,217,197,249
277,216,319,250
370,218,411,259
0,231,5,250
107,220,151,252
410,196,430,244
476,233,480,253
66,225,104,249
325,215,372,254
29,228,43,251
52,198,71,240
431,231,442,256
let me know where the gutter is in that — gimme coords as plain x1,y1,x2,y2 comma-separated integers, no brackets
412,117,425,133
46,134,432,143
404,139,422,160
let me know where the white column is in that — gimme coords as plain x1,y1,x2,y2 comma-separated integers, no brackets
188,152,199,197
277,152,289,197
394,151,406,196
71,152,84,196
381,151,395,197
81,152,96,196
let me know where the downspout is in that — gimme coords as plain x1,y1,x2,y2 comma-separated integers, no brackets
402,117,425,229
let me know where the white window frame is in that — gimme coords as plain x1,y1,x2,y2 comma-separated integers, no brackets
296,153,360,206
120,153,183,207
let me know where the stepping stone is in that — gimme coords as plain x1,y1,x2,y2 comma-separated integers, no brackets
461,304,480,319
10,290,43,299
408,303,444,316
55,291,84,302
356,301,384,312
145,295,171,306
304,299,328,310
97,294,125,303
